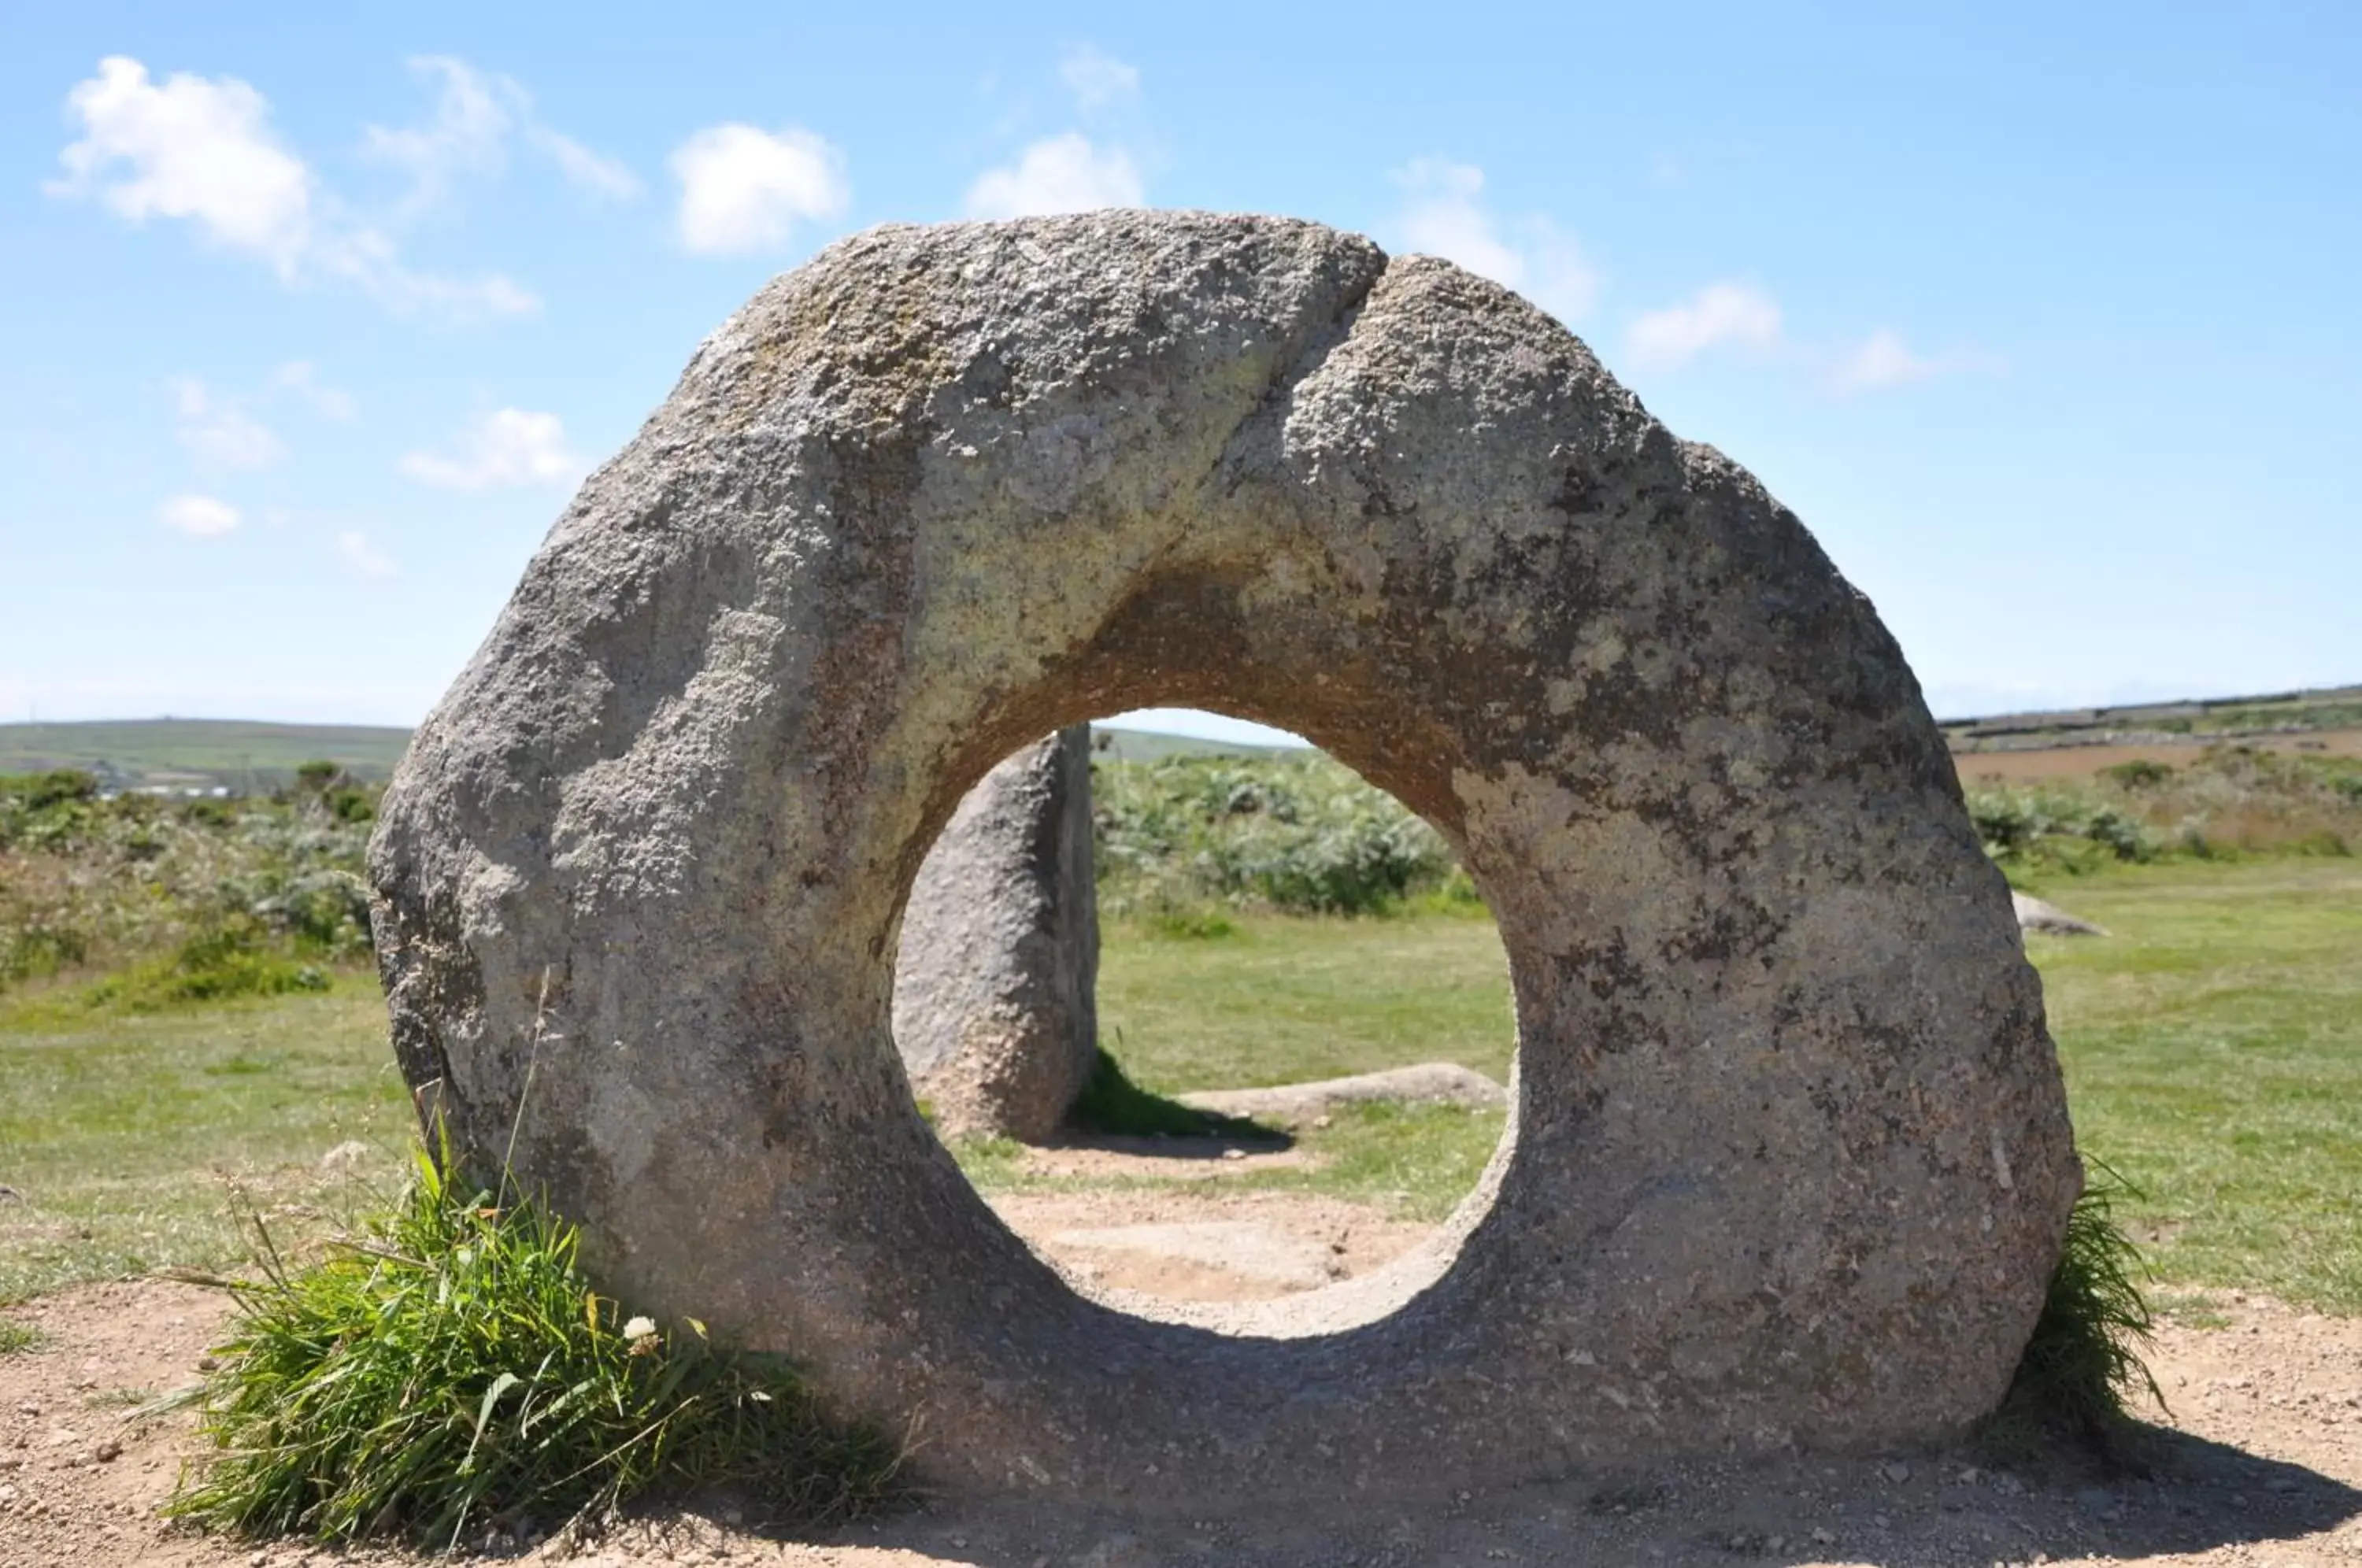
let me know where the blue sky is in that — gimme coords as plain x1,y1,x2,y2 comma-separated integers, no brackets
2,3,2355,747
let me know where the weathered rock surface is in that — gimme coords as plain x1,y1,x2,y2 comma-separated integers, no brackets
892,723,1098,1140
2013,889,2110,937
1179,1062,1507,1125
368,211,2081,1509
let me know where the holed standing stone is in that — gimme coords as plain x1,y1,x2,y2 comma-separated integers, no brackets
368,212,2081,1508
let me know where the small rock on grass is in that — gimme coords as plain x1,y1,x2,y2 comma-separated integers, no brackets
2012,890,2108,937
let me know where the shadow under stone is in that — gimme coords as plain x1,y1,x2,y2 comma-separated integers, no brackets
1061,1050,1292,1148
716,1426,2362,1568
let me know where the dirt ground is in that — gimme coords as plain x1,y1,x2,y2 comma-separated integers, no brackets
1949,728,2362,783
5,1176,2360,1568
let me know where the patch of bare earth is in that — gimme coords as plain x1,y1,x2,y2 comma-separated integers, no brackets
989,1188,1428,1303
5,1163,2360,1566
1009,1136,1310,1184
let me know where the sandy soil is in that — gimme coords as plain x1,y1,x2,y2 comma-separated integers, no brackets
1009,1136,1309,1184
5,1179,2360,1568
1950,728,2362,783
993,1187,1431,1303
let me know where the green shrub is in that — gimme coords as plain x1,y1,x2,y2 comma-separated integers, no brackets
1968,745,2362,878
1,923,88,986
0,771,382,1001
1967,786,2161,875
169,1139,898,1548
325,787,376,824
247,869,372,955
1093,753,1463,917
0,771,104,852
1410,864,1490,915
83,919,330,1011
2102,759,2175,790
1145,905,1238,940
0,767,99,812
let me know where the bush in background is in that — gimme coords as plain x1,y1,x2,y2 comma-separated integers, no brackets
1093,753,1465,919
1964,745,2362,880
0,769,377,1004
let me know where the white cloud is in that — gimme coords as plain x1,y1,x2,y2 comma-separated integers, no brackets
171,378,285,471
272,361,357,422
158,494,240,537
316,229,540,320
1827,328,2004,396
1390,159,1597,324
362,56,508,215
49,56,539,323
1058,45,1140,113
399,408,582,490
363,56,638,216
1830,329,1938,394
335,529,398,578
531,125,640,202
1623,282,1785,370
1620,285,2000,394
47,55,313,274
964,132,1143,219
670,124,849,256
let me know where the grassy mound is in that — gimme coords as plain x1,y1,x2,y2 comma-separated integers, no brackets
169,1140,899,1549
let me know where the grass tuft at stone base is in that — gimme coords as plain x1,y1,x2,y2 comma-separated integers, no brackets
1982,1163,2164,1466
166,1134,900,1550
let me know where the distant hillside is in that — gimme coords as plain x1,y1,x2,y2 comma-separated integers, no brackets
0,719,413,793
1941,683,2362,754
0,717,1284,792
10,682,2350,793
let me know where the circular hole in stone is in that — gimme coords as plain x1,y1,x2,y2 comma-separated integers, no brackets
890,709,1516,1322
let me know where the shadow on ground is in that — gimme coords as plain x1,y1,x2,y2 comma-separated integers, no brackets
1035,1126,1294,1159
1060,1052,1290,1148
716,1425,2362,1568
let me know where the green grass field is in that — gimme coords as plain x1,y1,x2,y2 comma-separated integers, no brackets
0,981,405,1301
1098,906,1512,1089
2017,860,2362,1310
2,857,2356,1312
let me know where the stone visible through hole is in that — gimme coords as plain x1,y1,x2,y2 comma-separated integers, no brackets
892,713,1517,1315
